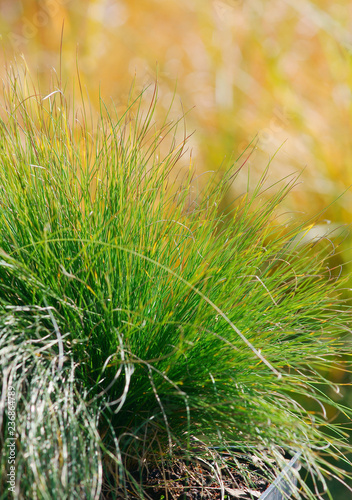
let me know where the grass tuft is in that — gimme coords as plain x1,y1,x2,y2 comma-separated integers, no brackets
0,64,351,499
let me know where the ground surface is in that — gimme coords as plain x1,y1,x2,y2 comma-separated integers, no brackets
110,449,286,499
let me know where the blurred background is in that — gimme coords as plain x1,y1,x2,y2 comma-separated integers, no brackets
0,0,352,497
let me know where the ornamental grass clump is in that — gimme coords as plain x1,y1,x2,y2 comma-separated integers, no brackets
0,65,351,499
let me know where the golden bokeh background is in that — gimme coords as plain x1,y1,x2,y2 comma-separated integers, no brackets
1,1,352,223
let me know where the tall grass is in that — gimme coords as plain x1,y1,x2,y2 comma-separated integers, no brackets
0,65,351,499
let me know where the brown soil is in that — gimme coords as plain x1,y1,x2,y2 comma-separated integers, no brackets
109,449,285,499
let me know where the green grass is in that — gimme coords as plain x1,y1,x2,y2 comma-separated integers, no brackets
0,64,351,499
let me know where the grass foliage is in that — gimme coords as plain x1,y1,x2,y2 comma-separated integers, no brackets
0,65,352,499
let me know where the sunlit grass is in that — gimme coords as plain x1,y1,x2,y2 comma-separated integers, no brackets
0,65,351,499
